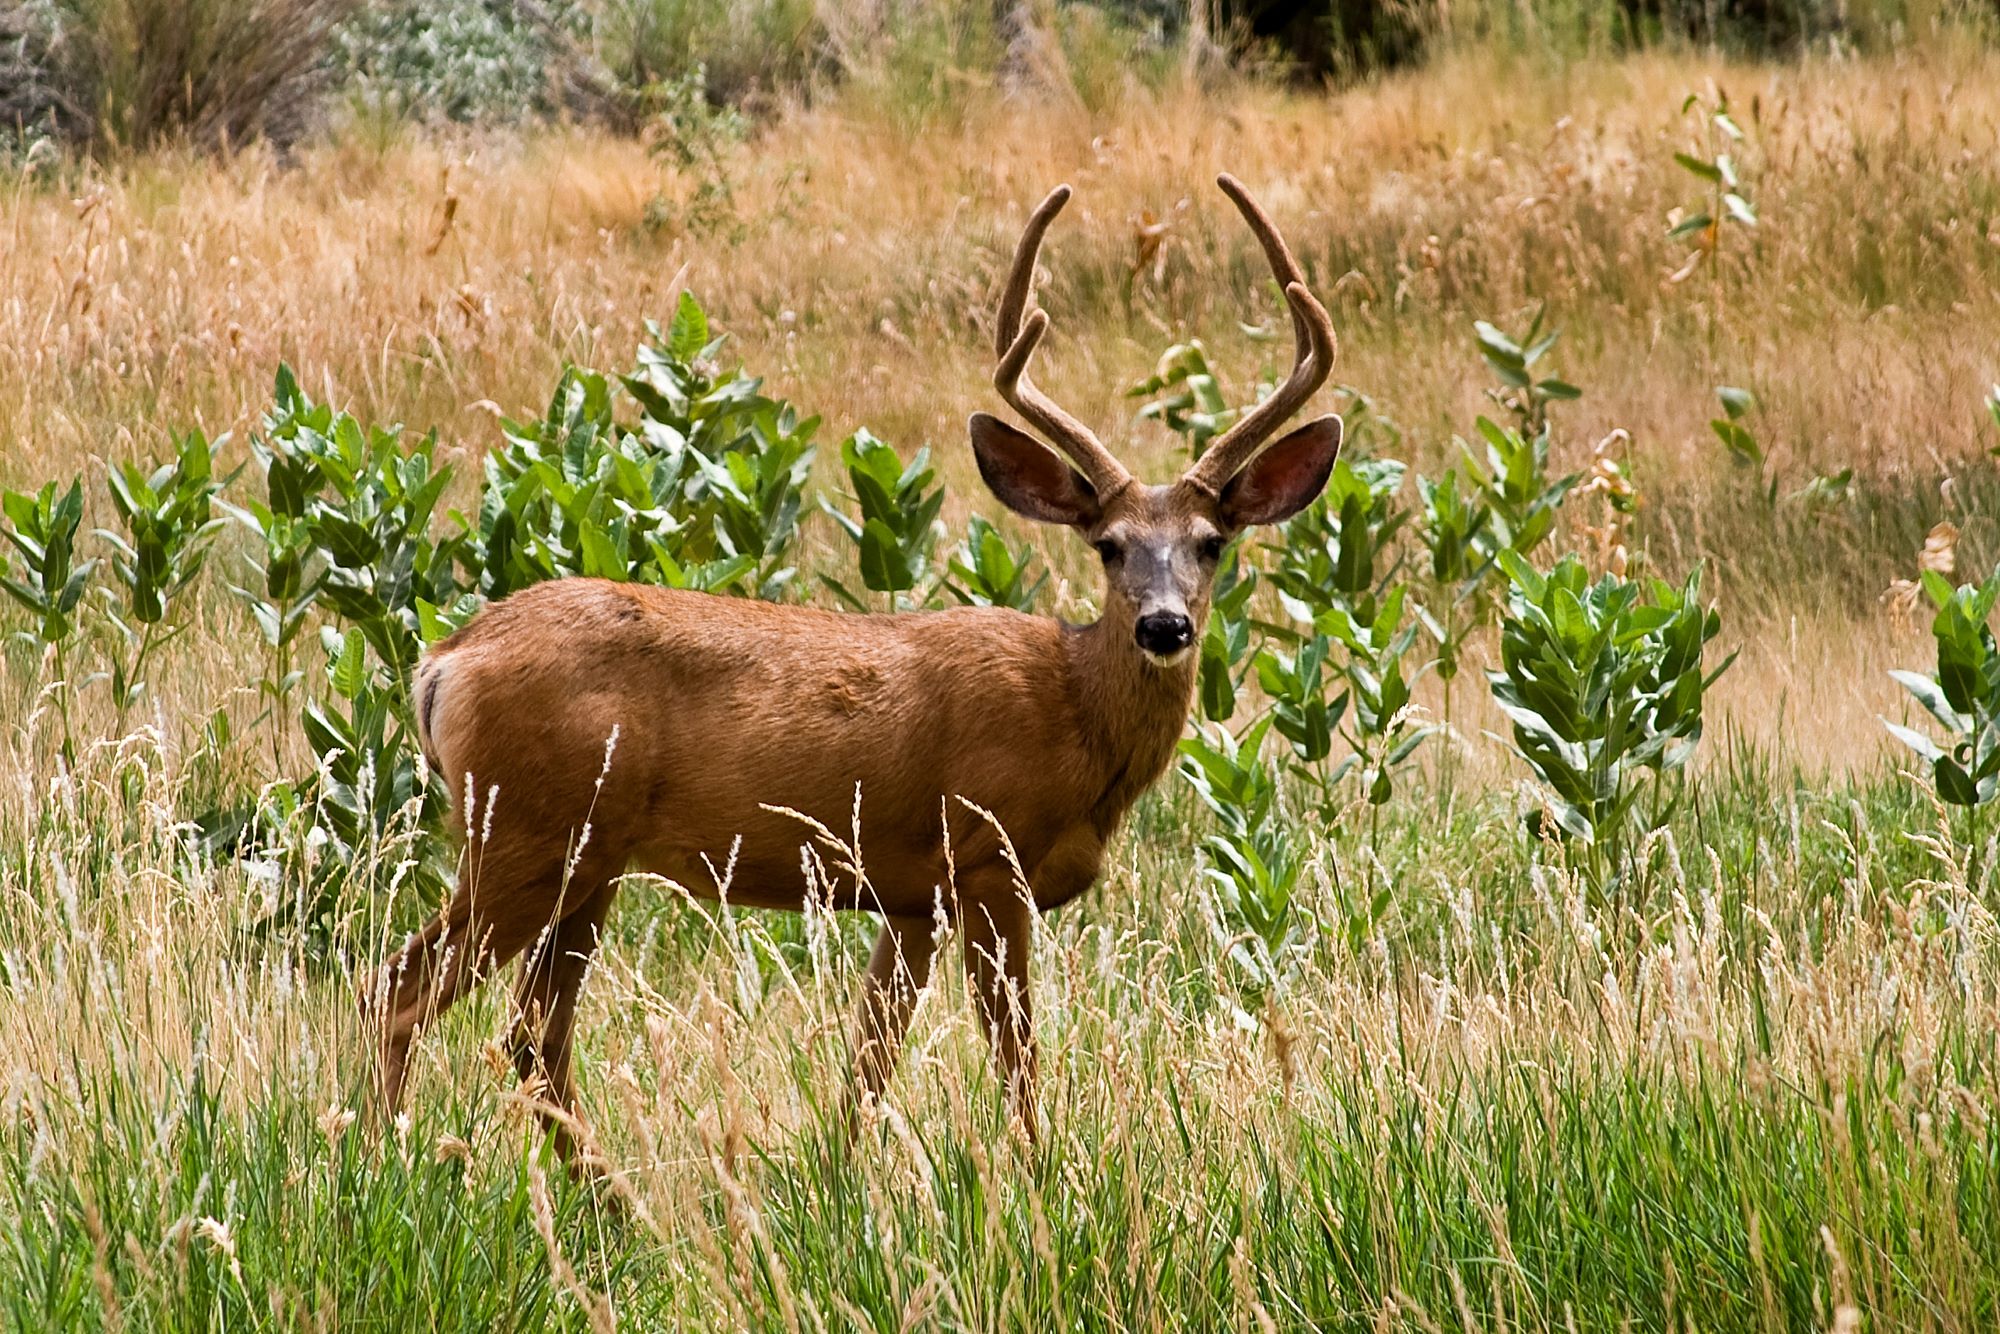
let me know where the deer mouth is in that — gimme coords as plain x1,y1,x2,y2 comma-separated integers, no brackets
1140,645,1196,669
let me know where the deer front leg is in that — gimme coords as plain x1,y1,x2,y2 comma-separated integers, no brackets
958,877,1038,1138
848,914,939,1127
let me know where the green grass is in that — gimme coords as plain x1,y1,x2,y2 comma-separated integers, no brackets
1,744,1993,1330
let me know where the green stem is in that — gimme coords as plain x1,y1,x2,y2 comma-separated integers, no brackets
272,626,293,778
53,636,76,774
118,620,157,734
1367,786,1382,902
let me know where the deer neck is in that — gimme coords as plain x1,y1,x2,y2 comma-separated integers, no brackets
1063,616,1198,832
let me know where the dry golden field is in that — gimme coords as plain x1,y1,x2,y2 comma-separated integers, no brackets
7,47,2000,766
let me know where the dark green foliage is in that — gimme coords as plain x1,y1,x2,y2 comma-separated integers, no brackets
98,429,228,714
1461,416,1579,565
1253,632,1337,764
944,515,1047,612
1885,563,2000,810
822,428,943,605
255,368,470,684
267,626,454,935
1414,466,1493,686
0,477,93,651
1316,586,1433,806
477,295,817,603
1267,456,1408,626
1490,553,1731,873
0,477,93,763
1178,715,1308,997
1196,547,1257,723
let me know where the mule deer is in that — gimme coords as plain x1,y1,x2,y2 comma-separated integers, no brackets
369,174,1340,1141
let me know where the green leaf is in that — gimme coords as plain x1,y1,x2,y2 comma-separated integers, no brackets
1710,420,1762,466
1669,212,1714,239
857,516,914,593
1889,669,1964,732
1674,152,1722,183
666,292,710,363
331,628,368,701
1716,386,1754,420
1882,719,1944,763
1935,755,1981,806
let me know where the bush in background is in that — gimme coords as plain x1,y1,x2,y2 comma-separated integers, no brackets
4,0,354,152
331,0,617,125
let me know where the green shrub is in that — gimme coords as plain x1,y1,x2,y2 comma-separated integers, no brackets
331,0,600,125
1489,553,1731,886
1884,563,2000,832
98,430,227,720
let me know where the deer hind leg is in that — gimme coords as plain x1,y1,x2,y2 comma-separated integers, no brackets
847,913,940,1129
510,878,619,1156
958,878,1039,1139
366,838,572,1115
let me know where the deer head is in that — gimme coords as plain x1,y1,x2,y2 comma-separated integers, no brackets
969,174,1342,665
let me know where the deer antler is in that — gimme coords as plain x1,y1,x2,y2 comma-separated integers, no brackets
993,185,1133,498
1181,174,1337,497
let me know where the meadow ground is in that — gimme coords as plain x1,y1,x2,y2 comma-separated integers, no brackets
2,40,2000,1331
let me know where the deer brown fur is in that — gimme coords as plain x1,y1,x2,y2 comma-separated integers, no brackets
367,174,1341,1144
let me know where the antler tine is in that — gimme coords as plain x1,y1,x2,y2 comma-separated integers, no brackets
1183,173,1338,496
993,184,1132,497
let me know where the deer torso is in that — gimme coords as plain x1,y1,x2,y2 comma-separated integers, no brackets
419,577,1195,918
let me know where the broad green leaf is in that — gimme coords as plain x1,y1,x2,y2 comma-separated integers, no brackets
331,628,368,701
1882,719,1944,763
668,292,710,363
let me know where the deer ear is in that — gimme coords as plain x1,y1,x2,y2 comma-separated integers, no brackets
1217,414,1343,528
969,413,1102,528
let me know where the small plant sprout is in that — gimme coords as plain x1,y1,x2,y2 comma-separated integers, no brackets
1668,91,1756,257
944,515,1047,611
822,428,944,611
1415,466,1494,797
1710,386,1760,467
1668,90,1757,347
1884,561,2000,881
1128,338,1263,461
1985,383,2000,456
1789,467,1856,518
1473,309,1581,439
223,386,331,769
98,429,228,724
1196,546,1258,724
1,478,94,767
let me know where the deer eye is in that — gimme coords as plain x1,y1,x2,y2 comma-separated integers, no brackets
1197,534,1226,563
1093,538,1122,564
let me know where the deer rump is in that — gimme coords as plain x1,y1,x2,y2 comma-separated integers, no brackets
416,576,1147,918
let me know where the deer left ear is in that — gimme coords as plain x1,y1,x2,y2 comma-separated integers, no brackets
1218,414,1344,528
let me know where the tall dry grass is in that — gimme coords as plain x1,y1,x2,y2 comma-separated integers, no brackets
5,46,1997,769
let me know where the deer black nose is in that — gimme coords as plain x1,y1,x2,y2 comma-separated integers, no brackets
1135,611,1194,656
